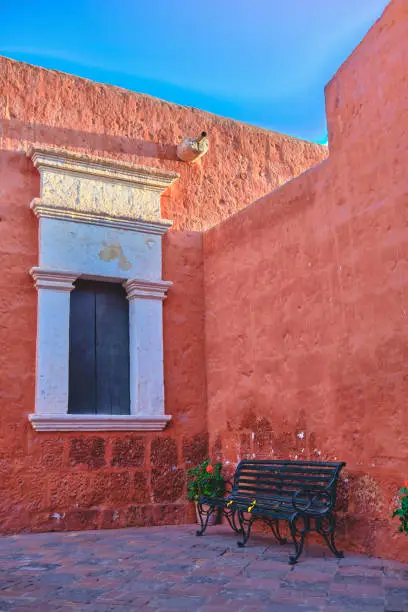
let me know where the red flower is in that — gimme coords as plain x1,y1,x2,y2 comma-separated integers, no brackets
404,480,408,489
206,464,214,474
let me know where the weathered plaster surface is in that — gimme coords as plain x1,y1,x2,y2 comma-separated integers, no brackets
204,0,408,563
38,217,162,279
0,51,326,534
99,243,132,271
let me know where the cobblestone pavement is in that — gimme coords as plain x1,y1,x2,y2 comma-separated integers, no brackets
0,525,407,611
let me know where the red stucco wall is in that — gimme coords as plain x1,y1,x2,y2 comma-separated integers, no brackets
204,0,408,562
0,56,326,532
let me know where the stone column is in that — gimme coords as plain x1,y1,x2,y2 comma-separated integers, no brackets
30,268,78,418
124,279,172,417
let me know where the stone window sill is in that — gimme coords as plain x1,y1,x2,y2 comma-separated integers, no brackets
29,414,172,432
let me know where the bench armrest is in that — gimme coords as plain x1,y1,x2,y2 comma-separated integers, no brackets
292,488,334,516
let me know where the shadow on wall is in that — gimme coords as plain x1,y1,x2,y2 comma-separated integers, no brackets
0,118,179,162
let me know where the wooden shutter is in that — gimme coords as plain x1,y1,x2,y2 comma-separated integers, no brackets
68,280,130,415
68,281,96,414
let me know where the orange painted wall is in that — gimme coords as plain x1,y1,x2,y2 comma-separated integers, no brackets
204,0,408,562
0,56,326,532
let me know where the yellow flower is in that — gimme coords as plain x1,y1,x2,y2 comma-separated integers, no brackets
226,500,233,507
248,500,257,513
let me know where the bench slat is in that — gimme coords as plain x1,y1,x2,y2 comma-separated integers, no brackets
239,465,338,475
235,486,326,498
240,459,344,468
237,474,334,484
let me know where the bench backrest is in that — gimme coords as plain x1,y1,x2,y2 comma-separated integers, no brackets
232,459,345,507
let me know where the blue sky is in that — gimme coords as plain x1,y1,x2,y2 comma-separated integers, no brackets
0,0,389,143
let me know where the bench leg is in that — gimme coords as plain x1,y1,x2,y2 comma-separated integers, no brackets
237,511,253,547
288,516,308,565
196,504,216,537
316,514,344,559
265,519,287,545
224,509,242,534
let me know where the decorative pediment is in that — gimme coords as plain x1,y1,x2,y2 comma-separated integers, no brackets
27,145,179,226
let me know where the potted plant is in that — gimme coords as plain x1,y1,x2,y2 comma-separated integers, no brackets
393,480,408,534
187,459,225,525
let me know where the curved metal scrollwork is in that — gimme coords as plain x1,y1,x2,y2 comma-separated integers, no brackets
292,488,334,516
264,518,287,545
315,513,344,559
195,503,216,537
224,508,241,533
288,514,309,565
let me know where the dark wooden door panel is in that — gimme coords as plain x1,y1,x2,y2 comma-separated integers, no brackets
68,280,130,416
68,280,96,414
95,282,130,415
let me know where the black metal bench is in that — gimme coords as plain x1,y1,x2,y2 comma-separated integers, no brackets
196,459,346,564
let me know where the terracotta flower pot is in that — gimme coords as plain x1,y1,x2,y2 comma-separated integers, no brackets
195,502,219,526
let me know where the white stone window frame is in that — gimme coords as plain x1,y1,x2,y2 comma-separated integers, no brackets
28,146,179,432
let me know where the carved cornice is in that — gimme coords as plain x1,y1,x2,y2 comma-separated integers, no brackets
29,414,172,432
30,198,173,235
124,278,172,301
27,145,179,192
27,145,178,223
30,267,79,291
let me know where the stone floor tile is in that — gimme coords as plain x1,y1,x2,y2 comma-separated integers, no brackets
334,571,384,586
338,562,384,574
148,594,207,609
183,574,230,585
384,578,408,591
339,555,385,569
170,584,223,597
329,581,384,598
384,584,408,608
198,605,229,612
0,525,406,610
218,586,272,602
227,576,281,591
324,606,375,612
